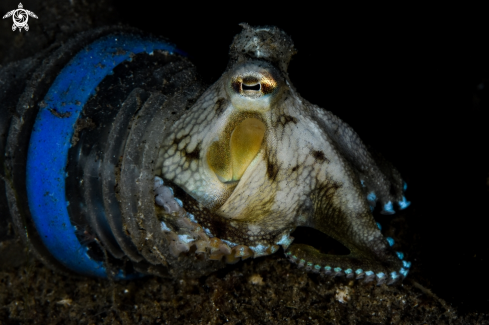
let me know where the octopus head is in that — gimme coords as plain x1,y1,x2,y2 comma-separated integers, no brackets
226,61,284,111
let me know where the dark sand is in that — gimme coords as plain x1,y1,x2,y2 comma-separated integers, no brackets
1,209,482,324
1,1,488,324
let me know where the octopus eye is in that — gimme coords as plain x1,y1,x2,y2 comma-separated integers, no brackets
242,83,260,91
231,72,277,98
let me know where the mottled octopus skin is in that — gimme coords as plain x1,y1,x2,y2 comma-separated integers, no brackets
155,24,410,284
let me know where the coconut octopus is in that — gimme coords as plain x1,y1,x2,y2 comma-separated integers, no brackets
152,24,411,285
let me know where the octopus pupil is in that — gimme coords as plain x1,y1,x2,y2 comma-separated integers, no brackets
242,83,260,91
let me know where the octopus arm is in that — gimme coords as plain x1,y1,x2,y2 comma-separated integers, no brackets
309,103,407,213
286,172,407,285
283,101,410,284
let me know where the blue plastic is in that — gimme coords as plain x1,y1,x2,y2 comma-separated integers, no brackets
26,33,183,278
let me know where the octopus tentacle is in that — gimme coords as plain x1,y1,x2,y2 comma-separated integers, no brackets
283,167,409,284
311,107,408,214
285,244,410,285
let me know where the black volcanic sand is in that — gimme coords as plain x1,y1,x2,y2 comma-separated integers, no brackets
1,0,489,324
0,262,466,324
0,208,484,324
0,237,476,324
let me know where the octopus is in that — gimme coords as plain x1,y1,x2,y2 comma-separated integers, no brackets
151,24,411,285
